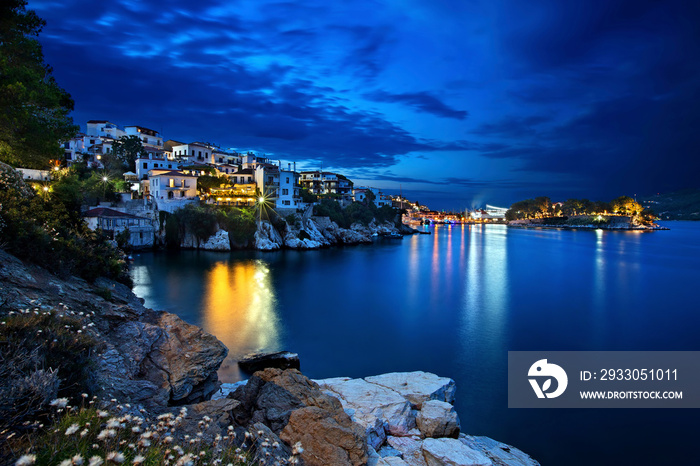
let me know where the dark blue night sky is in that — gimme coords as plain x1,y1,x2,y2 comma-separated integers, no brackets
30,0,700,209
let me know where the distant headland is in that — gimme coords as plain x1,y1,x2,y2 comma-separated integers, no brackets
504,196,666,230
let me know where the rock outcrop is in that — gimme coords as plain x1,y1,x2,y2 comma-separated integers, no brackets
312,372,539,466
217,370,538,464
0,249,228,410
416,400,460,438
228,368,368,466
181,228,232,251
254,220,285,250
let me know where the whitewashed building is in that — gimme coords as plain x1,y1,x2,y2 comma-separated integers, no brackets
135,157,178,180
86,120,125,139
300,171,353,201
149,170,198,201
353,187,390,207
171,142,211,164
124,125,163,148
83,207,154,248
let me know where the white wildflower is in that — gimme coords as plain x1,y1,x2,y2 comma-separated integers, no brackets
106,419,120,429
174,454,194,466
14,455,37,466
59,460,71,466
71,455,84,465
132,455,145,465
98,411,109,418
50,398,69,408
88,456,103,466
65,423,80,436
97,429,117,440
105,452,124,463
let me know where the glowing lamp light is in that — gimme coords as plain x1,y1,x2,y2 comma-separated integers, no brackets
259,197,265,203
102,176,108,182
42,186,49,192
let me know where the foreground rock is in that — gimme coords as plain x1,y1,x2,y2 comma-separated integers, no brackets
422,438,491,466
0,249,227,409
313,372,539,466
181,228,232,251
238,351,301,373
228,368,368,466
416,400,460,438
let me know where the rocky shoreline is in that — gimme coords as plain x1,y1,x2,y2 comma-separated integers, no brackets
216,371,539,466
508,215,667,231
1,249,538,465
181,216,418,252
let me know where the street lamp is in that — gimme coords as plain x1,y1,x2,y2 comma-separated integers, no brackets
258,196,265,223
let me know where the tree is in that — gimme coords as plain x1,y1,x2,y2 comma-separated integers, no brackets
364,189,376,207
197,174,231,194
0,1,78,168
610,196,643,216
112,135,146,171
300,188,317,203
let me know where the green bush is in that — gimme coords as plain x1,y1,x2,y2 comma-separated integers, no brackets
313,198,399,228
217,207,257,245
0,164,130,285
176,204,218,245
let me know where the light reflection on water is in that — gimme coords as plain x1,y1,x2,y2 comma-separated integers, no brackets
200,260,281,380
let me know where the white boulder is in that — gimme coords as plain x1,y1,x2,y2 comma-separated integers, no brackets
387,436,427,466
319,377,416,436
416,400,460,438
421,438,491,466
365,371,457,409
459,435,540,466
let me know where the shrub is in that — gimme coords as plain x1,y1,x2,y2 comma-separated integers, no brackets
12,399,304,466
0,164,130,285
0,308,99,435
285,213,300,228
313,198,399,228
175,204,219,245
217,207,257,246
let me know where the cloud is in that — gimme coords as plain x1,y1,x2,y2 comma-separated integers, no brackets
365,90,468,120
31,0,700,207
472,116,551,137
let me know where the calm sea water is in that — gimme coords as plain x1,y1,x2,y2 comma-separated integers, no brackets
130,222,700,466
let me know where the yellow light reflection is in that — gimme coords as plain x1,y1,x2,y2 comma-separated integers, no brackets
201,260,280,381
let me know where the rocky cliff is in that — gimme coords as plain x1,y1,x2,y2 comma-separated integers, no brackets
0,249,227,410
183,216,409,251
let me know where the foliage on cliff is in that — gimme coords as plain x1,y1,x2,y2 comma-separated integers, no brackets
161,204,257,248
313,198,399,228
0,0,78,169
0,163,130,284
